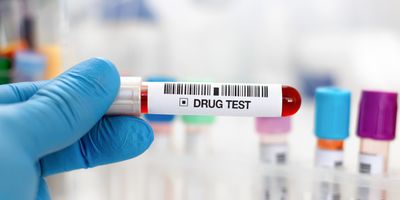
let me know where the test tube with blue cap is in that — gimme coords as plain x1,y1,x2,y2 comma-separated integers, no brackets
144,75,177,152
313,87,350,200
314,87,351,168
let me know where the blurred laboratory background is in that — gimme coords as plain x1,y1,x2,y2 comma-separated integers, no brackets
2,0,400,199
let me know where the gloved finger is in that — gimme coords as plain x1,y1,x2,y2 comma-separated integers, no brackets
5,57,120,159
40,116,153,176
36,178,50,200
0,81,48,104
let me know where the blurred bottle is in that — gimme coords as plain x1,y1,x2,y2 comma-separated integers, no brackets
40,45,62,79
13,1,47,82
0,0,27,83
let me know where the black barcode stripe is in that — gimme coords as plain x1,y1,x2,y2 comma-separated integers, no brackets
221,84,268,97
164,83,268,97
359,163,371,173
164,83,212,96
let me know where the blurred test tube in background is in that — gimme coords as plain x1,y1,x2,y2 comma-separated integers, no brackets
255,117,291,164
255,117,291,200
182,115,216,156
144,75,177,200
313,87,351,200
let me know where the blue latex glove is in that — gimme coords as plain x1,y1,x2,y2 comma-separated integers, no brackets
0,58,154,200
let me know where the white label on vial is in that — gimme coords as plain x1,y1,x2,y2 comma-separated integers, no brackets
260,143,288,164
359,154,385,175
146,82,282,116
315,149,344,168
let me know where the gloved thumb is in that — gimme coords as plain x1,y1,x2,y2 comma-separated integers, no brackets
5,58,120,159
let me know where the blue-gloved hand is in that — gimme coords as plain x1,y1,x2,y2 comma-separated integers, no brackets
0,58,154,200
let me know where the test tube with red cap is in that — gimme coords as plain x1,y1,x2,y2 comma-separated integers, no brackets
107,77,301,117
256,117,291,164
357,90,398,175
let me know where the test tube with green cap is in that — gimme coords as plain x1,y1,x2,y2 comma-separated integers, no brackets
182,114,216,156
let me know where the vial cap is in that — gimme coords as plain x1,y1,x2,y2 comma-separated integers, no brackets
0,57,11,84
107,77,142,115
15,51,46,74
357,90,398,141
181,115,216,125
255,117,291,134
180,78,215,125
315,87,351,140
144,75,176,122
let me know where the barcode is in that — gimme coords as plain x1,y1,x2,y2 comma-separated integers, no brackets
276,153,287,164
221,85,268,97
359,163,371,174
164,83,212,96
163,83,269,98
334,161,343,167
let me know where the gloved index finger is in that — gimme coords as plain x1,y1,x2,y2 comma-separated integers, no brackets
5,58,121,159
0,81,48,104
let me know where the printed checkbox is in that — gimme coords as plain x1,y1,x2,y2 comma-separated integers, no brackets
179,98,189,107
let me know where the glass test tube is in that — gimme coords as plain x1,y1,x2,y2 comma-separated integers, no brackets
107,77,302,117
255,117,291,164
314,87,351,168
357,91,397,175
